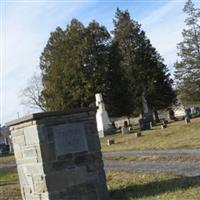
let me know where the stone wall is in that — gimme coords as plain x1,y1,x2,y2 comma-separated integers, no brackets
7,108,109,200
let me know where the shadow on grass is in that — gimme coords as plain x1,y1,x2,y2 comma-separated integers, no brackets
109,176,200,199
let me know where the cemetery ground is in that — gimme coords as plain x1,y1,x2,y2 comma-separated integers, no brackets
0,118,200,199
1,168,200,200
101,117,200,152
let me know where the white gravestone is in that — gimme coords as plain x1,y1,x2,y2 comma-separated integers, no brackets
95,93,112,138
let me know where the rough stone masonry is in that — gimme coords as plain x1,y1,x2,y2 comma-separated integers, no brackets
7,108,109,200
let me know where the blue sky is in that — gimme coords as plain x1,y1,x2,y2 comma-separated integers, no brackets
1,0,200,125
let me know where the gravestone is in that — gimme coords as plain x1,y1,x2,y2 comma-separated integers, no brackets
95,93,114,137
7,108,109,200
139,93,153,131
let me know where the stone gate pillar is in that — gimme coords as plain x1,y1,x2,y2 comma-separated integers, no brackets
7,108,109,200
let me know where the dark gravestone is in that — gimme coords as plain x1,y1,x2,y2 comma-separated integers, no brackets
139,113,154,131
139,118,150,131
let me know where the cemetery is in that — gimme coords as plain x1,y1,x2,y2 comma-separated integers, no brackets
0,113,200,199
1,0,200,199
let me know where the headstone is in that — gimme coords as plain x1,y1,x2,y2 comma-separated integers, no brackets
121,121,129,134
107,139,115,146
161,119,167,129
7,108,109,200
95,93,114,137
139,93,154,131
185,108,191,124
139,118,151,131
134,132,141,138
168,109,175,120
195,107,200,116
185,116,191,124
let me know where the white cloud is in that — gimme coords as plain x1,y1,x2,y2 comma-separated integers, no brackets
2,2,91,124
2,0,200,124
138,1,187,75
141,1,179,28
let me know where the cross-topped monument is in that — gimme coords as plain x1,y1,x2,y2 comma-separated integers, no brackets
95,93,113,137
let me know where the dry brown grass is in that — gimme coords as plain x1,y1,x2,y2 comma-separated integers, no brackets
101,118,200,152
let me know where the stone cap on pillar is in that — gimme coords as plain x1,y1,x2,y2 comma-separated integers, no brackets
6,107,96,127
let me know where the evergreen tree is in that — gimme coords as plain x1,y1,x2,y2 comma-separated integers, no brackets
40,20,86,111
39,10,175,116
40,19,111,111
104,42,134,117
175,0,200,104
82,21,111,105
113,9,176,115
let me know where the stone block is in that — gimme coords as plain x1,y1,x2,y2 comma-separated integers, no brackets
52,123,88,157
92,170,109,200
84,120,98,135
12,121,34,130
24,125,39,145
41,193,50,200
23,147,38,158
52,159,75,171
46,167,87,192
11,129,24,137
33,175,47,193
13,135,26,145
44,127,54,142
25,163,44,175
37,125,46,143
40,143,56,163
85,133,101,152
13,144,23,160
8,108,108,200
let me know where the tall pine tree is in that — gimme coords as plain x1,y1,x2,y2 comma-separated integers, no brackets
40,19,111,111
113,9,176,116
104,42,134,117
175,0,200,105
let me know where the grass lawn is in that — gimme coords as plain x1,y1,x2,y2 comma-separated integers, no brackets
0,154,16,165
101,117,200,152
1,118,200,199
104,155,200,162
1,169,200,200
0,169,21,200
107,170,200,200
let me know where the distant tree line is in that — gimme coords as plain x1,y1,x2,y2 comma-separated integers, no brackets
23,9,177,117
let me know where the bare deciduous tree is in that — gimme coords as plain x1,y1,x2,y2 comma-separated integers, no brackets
20,73,46,112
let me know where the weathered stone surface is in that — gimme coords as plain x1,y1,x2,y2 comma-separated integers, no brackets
25,164,44,175
10,121,34,130
23,147,38,158
13,135,26,145
33,175,47,193
11,129,24,136
85,133,101,152
13,144,23,160
52,159,75,171
52,123,88,156
24,125,39,145
84,120,98,135
9,108,108,200
46,167,87,192
40,143,56,163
